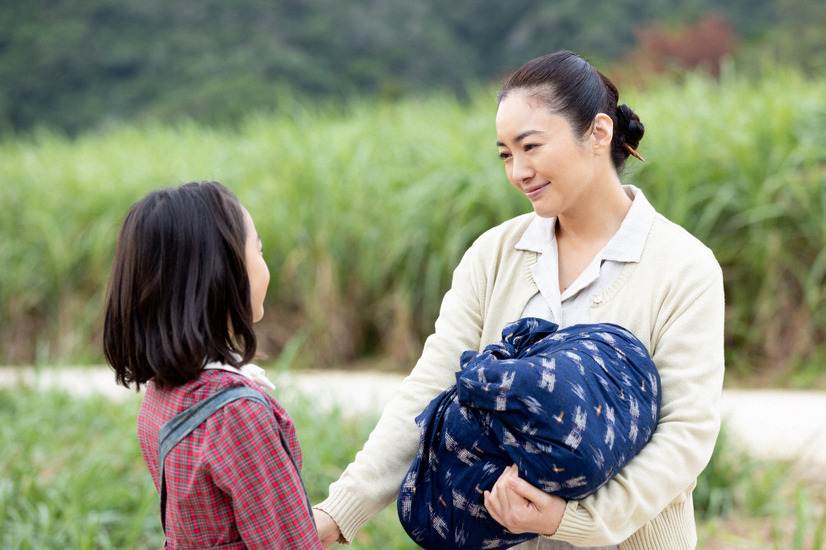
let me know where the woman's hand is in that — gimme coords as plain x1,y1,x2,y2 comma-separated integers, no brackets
313,508,342,548
483,464,567,536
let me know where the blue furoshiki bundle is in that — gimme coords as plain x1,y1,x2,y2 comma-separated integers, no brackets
398,317,661,550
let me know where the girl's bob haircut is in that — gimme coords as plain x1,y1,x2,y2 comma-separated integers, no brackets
103,181,257,389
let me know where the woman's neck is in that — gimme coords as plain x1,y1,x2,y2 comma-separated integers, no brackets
556,180,632,245
554,181,632,292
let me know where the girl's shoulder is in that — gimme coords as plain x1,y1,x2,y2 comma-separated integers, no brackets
201,369,280,407
187,371,297,437
148,369,278,417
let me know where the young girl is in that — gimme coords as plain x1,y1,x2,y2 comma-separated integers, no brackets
103,180,322,549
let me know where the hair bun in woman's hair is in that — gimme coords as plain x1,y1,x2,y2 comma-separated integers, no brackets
616,104,645,162
617,104,645,149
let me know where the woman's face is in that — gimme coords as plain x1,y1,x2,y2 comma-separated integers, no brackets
242,207,270,323
496,92,597,219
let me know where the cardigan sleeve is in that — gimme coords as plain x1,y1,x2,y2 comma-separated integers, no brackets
314,235,491,543
550,227,726,548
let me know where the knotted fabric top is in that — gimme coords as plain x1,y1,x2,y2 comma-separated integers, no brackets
398,317,660,550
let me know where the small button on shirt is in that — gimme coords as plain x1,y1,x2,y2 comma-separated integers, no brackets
512,185,656,550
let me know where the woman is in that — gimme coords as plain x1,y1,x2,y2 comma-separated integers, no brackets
314,51,724,549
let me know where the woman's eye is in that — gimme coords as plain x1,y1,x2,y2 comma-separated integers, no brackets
498,151,511,160
524,143,538,152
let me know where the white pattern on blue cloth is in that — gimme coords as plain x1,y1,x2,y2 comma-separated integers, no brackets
398,317,660,550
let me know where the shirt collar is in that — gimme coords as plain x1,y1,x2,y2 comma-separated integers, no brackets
515,185,655,264
203,360,276,390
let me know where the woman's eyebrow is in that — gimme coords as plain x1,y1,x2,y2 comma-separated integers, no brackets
497,129,544,147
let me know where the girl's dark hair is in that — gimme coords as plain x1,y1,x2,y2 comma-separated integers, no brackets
103,181,256,389
497,50,645,172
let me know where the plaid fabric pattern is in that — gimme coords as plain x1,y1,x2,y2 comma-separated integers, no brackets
138,369,321,549
398,318,660,550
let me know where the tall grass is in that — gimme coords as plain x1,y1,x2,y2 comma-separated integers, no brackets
0,387,161,549
1,66,825,381
631,64,826,381
0,88,524,366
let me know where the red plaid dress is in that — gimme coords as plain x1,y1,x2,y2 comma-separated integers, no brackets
137,369,322,549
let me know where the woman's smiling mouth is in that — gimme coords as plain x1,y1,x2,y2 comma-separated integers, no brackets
525,183,549,200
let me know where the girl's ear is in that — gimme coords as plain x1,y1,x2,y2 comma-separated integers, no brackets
590,113,614,156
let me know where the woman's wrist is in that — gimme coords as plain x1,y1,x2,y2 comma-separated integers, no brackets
540,494,566,537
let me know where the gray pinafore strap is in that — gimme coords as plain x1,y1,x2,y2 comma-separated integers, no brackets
158,385,315,534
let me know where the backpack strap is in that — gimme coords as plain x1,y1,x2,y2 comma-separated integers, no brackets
158,385,315,535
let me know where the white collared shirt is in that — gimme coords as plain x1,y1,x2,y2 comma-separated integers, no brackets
203,360,276,390
517,185,655,328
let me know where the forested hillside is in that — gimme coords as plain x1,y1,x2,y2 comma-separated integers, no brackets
1,0,822,135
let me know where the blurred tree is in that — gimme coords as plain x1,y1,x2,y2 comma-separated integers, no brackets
763,0,826,74
624,14,739,77
0,0,814,135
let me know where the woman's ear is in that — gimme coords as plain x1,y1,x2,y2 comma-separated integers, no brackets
590,113,614,156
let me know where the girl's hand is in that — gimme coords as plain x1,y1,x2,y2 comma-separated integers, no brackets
313,508,342,548
483,464,567,536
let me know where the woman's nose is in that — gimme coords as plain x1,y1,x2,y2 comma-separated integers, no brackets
510,155,534,183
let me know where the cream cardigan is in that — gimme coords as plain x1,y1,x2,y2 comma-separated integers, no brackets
316,210,725,549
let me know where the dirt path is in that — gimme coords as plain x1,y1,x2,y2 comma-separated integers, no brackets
720,389,826,478
2,366,825,479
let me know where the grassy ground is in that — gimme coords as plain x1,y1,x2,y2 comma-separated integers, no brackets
1,382,824,549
